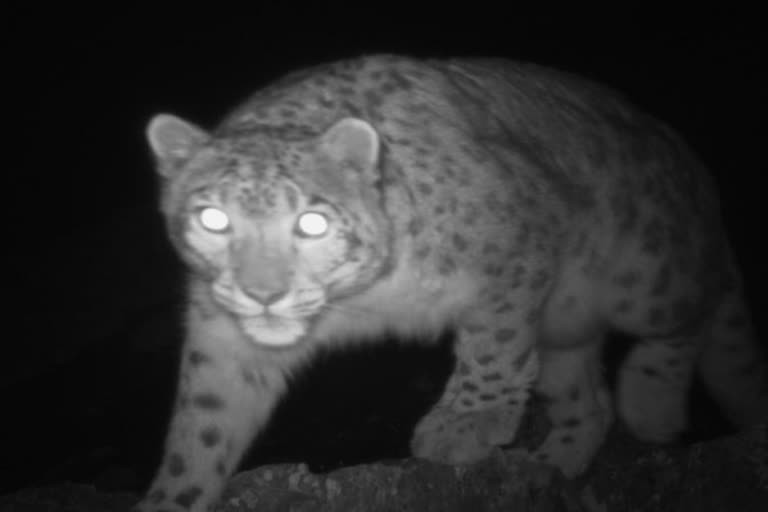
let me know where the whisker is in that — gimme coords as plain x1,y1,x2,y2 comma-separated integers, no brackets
320,302,378,317
295,254,376,317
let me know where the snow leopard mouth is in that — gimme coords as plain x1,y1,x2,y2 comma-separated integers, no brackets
210,288,317,346
237,314,308,347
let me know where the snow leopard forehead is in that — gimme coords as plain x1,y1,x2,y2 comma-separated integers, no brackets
172,135,306,215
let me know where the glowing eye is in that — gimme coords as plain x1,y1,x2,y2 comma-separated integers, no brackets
296,211,329,237
198,207,230,232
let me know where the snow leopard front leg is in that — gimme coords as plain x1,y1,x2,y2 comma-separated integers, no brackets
410,284,542,464
134,290,289,512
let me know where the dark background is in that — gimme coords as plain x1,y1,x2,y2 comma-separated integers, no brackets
5,5,765,499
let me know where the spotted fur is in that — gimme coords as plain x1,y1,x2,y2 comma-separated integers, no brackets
134,55,767,511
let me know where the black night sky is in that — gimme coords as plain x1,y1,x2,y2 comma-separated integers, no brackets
5,5,766,505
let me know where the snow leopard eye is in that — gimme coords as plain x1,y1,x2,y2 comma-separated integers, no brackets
197,207,231,233
295,211,329,238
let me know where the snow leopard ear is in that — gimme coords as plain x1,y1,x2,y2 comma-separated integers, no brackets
320,118,380,181
146,114,209,177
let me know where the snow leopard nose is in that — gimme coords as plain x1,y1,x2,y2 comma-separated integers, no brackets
242,287,289,306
